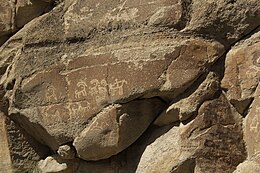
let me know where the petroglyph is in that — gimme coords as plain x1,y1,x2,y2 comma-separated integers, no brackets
45,85,58,102
109,79,127,96
90,116,118,146
73,78,128,103
75,80,88,99
67,102,91,118
89,79,108,103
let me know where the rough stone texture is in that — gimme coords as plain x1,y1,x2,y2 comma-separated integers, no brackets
222,30,260,114
221,29,260,172
233,160,260,173
5,115,50,172
155,72,220,126
244,85,260,162
74,98,166,160
1,14,224,150
0,0,52,46
0,0,259,172
134,95,245,173
0,113,13,173
57,145,76,160
36,155,72,173
184,0,260,45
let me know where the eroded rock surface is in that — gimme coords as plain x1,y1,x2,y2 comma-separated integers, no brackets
0,0,259,172
0,0,52,46
155,72,220,126
222,30,260,114
222,29,260,172
135,95,245,173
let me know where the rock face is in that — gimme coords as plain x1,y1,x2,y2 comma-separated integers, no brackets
0,0,52,46
135,95,245,173
0,0,259,172
74,98,166,160
0,113,12,173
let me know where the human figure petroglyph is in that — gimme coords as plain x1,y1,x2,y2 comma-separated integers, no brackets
75,80,88,99
45,85,58,102
89,79,108,103
109,79,127,96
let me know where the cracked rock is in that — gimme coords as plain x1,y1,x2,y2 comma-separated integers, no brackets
155,72,220,126
134,95,245,173
222,30,260,114
73,98,166,160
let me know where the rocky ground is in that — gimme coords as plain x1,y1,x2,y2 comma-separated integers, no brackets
0,0,259,173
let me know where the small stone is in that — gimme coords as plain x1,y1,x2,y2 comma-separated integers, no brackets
57,145,75,160
37,156,68,173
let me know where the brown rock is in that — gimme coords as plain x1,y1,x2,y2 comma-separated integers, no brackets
0,1,13,37
73,98,165,160
135,95,245,173
155,72,220,126
0,113,12,173
5,114,49,172
222,31,260,114
184,0,260,45
2,31,224,149
186,95,245,173
64,0,185,38
0,0,52,45
15,0,51,28
160,38,224,95
233,160,260,173
57,145,76,160
244,85,260,163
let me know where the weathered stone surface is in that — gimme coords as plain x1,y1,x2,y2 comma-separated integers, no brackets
184,0,260,45
57,145,76,160
222,30,260,114
1,23,224,149
134,95,245,173
36,155,68,173
64,0,185,39
244,85,260,163
155,72,220,126
0,0,259,172
0,1,13,37
0,113,12,173
0,0,52,46
5,115,49,173
233,160,260,173
73,98,165,160
221,30,260,173
187,95,245,173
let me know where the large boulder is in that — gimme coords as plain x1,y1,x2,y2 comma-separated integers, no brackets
222,30,260,172
184,0,260,45
73,98,165,160
0,0,259,172
222,30,260,114
155,72,220,126
134,95,245,173
0,1,225,153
